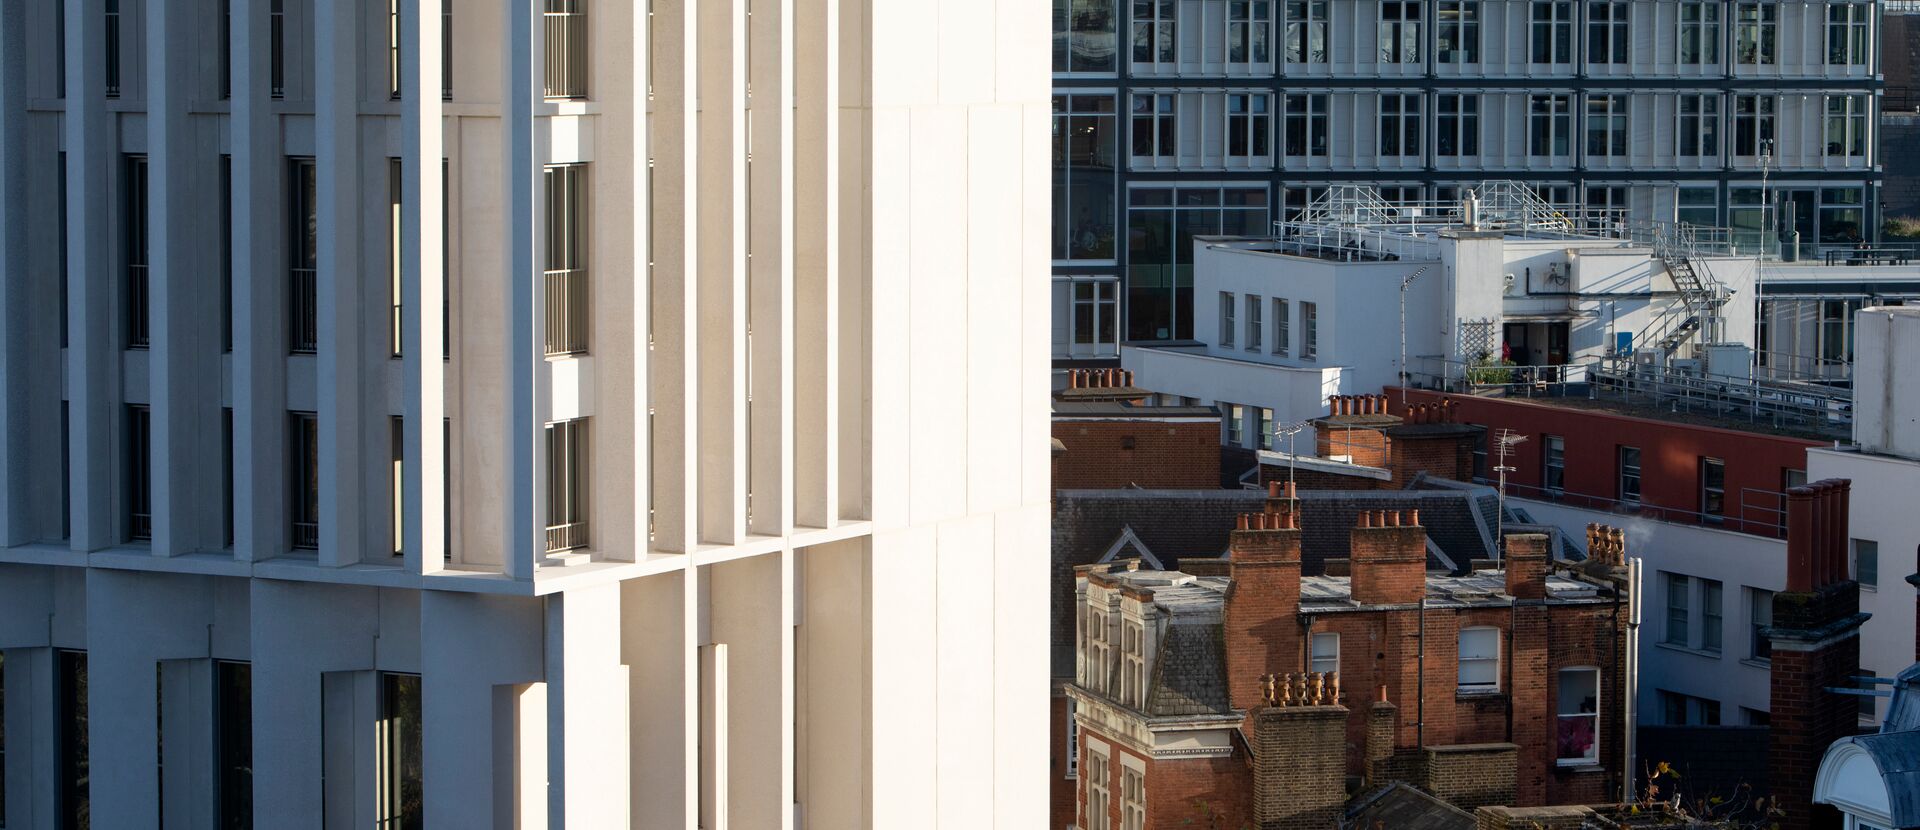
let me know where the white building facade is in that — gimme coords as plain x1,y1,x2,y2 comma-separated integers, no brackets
0,1,1050,828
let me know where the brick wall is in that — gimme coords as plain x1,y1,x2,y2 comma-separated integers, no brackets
1225,520,1304,712
1768,582,1864,830
1317,425,1392,468
1053,417,1224,491
1052,693,1076,830
1386,428,1480,486
1424,743,1520,808
1250,704,1350,830
1146,753,1253,830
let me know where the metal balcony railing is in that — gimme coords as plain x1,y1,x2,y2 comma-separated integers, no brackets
543,268,588,356
542,5,588,99
545,520,588,553
130,512,152,541
291,267,317,353
292,520,319,550
127,264,150,348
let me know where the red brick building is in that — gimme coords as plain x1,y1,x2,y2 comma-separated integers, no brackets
1256,394,1484,491
1397,388,1822,536
1053,368,1226,491
1065,486,1632,829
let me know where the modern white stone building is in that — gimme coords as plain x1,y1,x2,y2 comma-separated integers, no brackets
0,1,1050,827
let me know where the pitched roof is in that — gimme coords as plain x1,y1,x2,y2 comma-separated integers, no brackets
1344,782,1476,830
1145,623,1232,716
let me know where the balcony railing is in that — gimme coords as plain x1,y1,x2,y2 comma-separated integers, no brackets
292,520,319,550
291,267,317,353
545,520,588,553
542,5,588,99
127,264,150,348
543,268,588,356
130,511,152,541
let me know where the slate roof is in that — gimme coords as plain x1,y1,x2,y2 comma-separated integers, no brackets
1144,622,1232,716
1829,732,1920,829
1344,782,1476,830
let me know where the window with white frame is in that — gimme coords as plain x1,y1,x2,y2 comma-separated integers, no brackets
1585,95,1626,158
1678,94,1720,157
1853,538,1879,588
1437,1,1479,63
1227,404,1246,446
1272,298,1290,355
1285,1,1328,63
1122,766,1146,830
1701,456,1726,520
1300,301,1318,359
1750,588,1773,660
1678,1,1720,64
1380,94,1421,157
1618,446,1642,503
1258,408,1274,450
1531,1,1573,64
1827,3,1869,66
1285,94,1328,157
1735,2,1777,65
1071,278,1119,350
1086,749,1111,828
1702,578,1723,653
1131,93,1177,158
1825,95,1870,159
1227,93,1272,161
1665,572,1691,645
1586,1,1629,64
1219,291,1237,346
1379,1,1420,63
1543,435,1566,493
1734,95,1775,157
1133,0,1176,66
1228,0,1273,65
1437,94,1480,156
1458,627,1500,690
1310,632,1339,674
1556,668,1600,764
1246,295,1263,350
1530,94,1573,157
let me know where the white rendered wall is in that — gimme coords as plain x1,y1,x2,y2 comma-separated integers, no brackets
1808,446,1920,723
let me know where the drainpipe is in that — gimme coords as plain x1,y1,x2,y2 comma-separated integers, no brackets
1416,592,1427,751
1623,556,1643,802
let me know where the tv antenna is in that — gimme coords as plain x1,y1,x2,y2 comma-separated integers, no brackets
1492,429,1528,558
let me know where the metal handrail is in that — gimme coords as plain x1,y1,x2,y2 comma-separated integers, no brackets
1498,479,1792,540
127,263,150,348
291,267,318,353
545,520,589,553
543,268,588,356
542,6,588,99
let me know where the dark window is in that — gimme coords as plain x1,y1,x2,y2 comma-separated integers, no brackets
389,0,402,100
223,408,235,546
220,0,232,99
270,0,286,98
543,0,588,99
391,417,405,557
443,418,452,560
1586,0,1628,64
1750,588,1773,660
543,165,588,356
1284,93,1327,157
58,650,88,830
1437,94,1479,157
1543,435,1565,494
389,159,404,358
1300,301,1318,359
128,405,151,542
1055,0,1119,73
1853,538,1878,587
289,159,318,354
545,418,588,552
60,153,68,347
125,155,150,349
1,651,6,823
441,4,452,100
1437,1,1479,62
291,412,319,549
1618,446,1641,503
221,155,233,352
215,661,253,830
1378,1,1420,63
1531,1,1572,63
377,674,423,830
1056,94,1119,260
1664,573,1689,646
1701,579,1723,653
1700,457,1725,520
443,159,451,360
105,0,121,97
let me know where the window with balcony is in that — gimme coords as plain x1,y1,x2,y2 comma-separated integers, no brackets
1228,0,1271,64
545,418,589,553
1735,2,1776,65
1584,95,1626,158
1130,93,1175,158
544,164,588,356
1300,301,1318,359
1284,93,1326,157
543,0,588,98
1437,1,1479,63
1132,0,1175,66
290,158,318,354
377,673,423,829
216,660,253,829
125,155,150,349
1734,95,1775,157
291,412,319,549
1618,445,1641,503
1678,94,1720,158
1825,95,1869,159
1678,1,1720,64
1437,94,1480,156
1458,627,1499,691
1665,572,1690,645
1827,3,1869,66
270,0,286,98
1380,94,1420,157
1056,0,1119,74
127,405,151,542
1531,1,1572,64
1226,93,1271,161
1557,668,1599,765
1587,1,1629,64
1310,632,1338,674
1543,435,1565,494
1271,297,1289,355
105,0,121,97
1530,94,1572,157
1245,294,1263,351
1379,1,1419,63
1700,456,1725,521
1284,1,1328,63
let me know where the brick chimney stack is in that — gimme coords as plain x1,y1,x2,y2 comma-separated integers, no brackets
1226,509,1305,712
1769,478,1869,830
1265,479,1300,515
1349,510,1428,606
1503,533,1551,600
1249,671,1350,830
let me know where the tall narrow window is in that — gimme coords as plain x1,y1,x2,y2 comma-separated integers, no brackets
377,674,423,830
1378,1,1420,64
0,652,6,823
389,159,404,357
290,159,318,354
1226,403,1245,446
1618,446,1641,503
1284,94,1327,157
1380,94,1420,157
105,0,121,97
1701,579,1723,653
388,0,402,99
223,408,235,546
1071,279,1118,350
125,155,150,348
1853,538,1879,587
1130,93,1175,158
1121,767,1146,830
1543,435,1566,494
1285,1,1328,64
221,155,233,352
1678,94,1720,157
215,661,253,830
58,650,88,830
543,164,588,356
128,405,152,541
291,412,319,549
1750,588,1773,660
1121,621,1145,706
1228,0,1271,65
1064,698,1079,778
1734,95,1775,157
1258,408,1274,450
1587,1,1629,64
1245,294,1263,350
545,418,589,552
1556,668,1600,765
1458,627,1499,690
1271,297,1289,355
1529,94,1572,157
1085,751,1111,830
1226,93,1271,160
1056,0,1120,73
443,418,452,560
1132,0,1175,66
1700,457,1725,520
391,417,405,558
1531,1,1572,64
1665,573,1691,645
1825,95,1870,159
1310,632,1339,674
1300,301,1318,359
270,0,286,98
543,0,588,99
1735,3,1777,65
1585,95,1626,158
441,3,453,100
1827,3,1869,66
1437,94,1480,156
1678,1,1720,65
442,158,451,359
1436,1,1479,63
1219,291,1236,346
59,153,68,347
220,0,232,99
